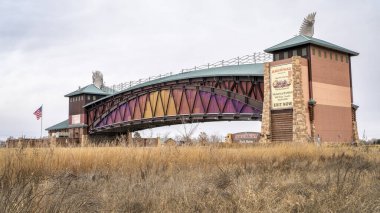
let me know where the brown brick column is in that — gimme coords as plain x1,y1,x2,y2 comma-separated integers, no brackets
259,63,272,143
292,57,309,142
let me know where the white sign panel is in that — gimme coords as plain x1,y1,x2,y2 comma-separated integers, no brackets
71,114,81,124
270,64,293,110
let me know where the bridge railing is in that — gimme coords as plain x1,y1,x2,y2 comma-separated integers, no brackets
104,52,272,93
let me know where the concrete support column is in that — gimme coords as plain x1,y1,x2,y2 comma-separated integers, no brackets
127,131,133,147
50,137,57,147
259,63,272,143
81,134,89,147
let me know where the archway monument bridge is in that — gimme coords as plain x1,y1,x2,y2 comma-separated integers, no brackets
47,13,360,144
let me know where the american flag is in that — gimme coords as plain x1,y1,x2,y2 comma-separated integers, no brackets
33,105,42,120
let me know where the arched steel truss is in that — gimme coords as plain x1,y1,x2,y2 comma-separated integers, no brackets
86,76,264,134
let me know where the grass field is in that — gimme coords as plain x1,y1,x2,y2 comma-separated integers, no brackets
0,144,379,212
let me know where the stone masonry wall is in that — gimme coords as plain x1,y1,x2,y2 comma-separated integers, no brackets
291,57,309,142
260,57,310,143
259,63,272,143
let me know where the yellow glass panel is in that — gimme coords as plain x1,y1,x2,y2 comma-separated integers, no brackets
144,98,153,118
167,95,176,116
149,91,158,112
160,90,170,113
155,94,164,117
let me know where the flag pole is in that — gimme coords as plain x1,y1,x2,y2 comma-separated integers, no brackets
41,115,42,139
40,105,43,139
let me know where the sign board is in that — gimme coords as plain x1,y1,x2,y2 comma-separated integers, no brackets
230,132,260,143
71,114,81,124
270,64,293,110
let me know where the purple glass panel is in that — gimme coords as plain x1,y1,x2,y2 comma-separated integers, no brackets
199,91,211,108
232,99,244,113
138,95,147,114
106,114,113,125
207,95,219,113
215,95,227,111
240,105,254,113
193,94,204,114
115,108,122,123
119,104,126,121
186,90,196,110
179,94,190,114
128,99,136,118
223,99,236,113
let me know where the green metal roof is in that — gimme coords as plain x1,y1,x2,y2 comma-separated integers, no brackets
64,84,115,97
46,119,69,131
265,35,359,56
84,63,264,107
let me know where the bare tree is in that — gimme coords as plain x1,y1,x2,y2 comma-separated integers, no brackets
198,132,208,145
175,116,199,145
210,134,222,143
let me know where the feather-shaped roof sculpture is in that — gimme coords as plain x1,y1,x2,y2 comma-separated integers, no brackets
299,12,316,37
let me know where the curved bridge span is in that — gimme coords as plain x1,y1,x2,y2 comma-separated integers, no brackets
85,64,265,134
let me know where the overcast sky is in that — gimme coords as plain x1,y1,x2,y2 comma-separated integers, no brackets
0,0,379,140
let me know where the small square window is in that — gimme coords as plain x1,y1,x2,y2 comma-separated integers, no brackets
274,54,279,61
318,50,321,57
284,52,288,59
93,96,96,101
340,55,343,62
292,50,297,56
324,51,327,58
330,52,333,60
335,53,338,61
87,96,91,100
301,48,307,56
312,48,315,55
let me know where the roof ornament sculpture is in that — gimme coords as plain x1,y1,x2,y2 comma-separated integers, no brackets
299,12,316,37
92,71,104,89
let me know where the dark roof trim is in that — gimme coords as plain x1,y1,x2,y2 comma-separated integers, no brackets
46,119,69,131
265,35,359,56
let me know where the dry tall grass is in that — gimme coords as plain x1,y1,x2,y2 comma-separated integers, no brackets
0,144,379,212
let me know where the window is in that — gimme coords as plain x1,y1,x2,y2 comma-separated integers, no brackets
274,54,279,61
312,48,315,55
87,96,91,100
324,51,327,58
301,48,307,56
330,52,333,60
340,55,343,62
318,49,321,57
346,55,349,63
292,50,297,56
283,52,288,59
335,53,338,61
93,96,96,101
